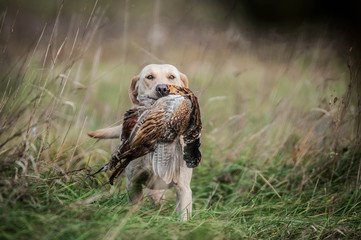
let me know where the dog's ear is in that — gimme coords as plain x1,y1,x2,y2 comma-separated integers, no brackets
129,75,140,105
179,72,188,88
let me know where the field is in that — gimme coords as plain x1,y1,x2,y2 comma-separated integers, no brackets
1,1,360,239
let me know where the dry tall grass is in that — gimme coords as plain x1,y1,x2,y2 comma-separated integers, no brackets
0,1,360,239
0,0,359,206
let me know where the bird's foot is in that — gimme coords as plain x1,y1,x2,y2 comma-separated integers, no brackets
183,138,201,168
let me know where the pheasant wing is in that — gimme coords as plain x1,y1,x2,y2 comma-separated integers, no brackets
108,104,169,182
152,141,182,184
149,95,191,183
108,93,195,184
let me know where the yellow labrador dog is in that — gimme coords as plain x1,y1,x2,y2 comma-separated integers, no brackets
88,64,193,221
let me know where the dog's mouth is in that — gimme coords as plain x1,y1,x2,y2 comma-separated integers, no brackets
137,84,172,105
147,96,159,100
137,94,161,107
137,95,158,101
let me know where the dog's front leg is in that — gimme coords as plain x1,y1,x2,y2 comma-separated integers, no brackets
146,188,166,205
126,177,144,204
125,159,150,204
174,182,192,221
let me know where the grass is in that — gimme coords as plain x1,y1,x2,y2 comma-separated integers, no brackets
1,1,361,239
1,150,360,239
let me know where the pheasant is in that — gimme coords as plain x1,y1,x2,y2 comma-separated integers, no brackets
107,84,202,185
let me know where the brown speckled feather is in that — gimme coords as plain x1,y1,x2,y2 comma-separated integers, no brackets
108,85,202,184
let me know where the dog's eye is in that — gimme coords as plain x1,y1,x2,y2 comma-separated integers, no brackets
146,75,154,80
169,75,175,80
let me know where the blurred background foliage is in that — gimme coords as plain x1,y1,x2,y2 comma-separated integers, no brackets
0,0,360,239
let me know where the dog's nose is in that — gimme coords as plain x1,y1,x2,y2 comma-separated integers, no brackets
155,84,170,97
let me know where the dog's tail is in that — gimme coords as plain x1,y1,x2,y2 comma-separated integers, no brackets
87,125,122,139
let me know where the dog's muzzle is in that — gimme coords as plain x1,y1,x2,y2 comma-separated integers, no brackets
155,84,170,97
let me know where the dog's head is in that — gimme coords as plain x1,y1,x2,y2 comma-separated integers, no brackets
129,64,188,105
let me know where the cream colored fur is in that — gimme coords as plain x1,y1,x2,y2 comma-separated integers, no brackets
88,64,193,221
